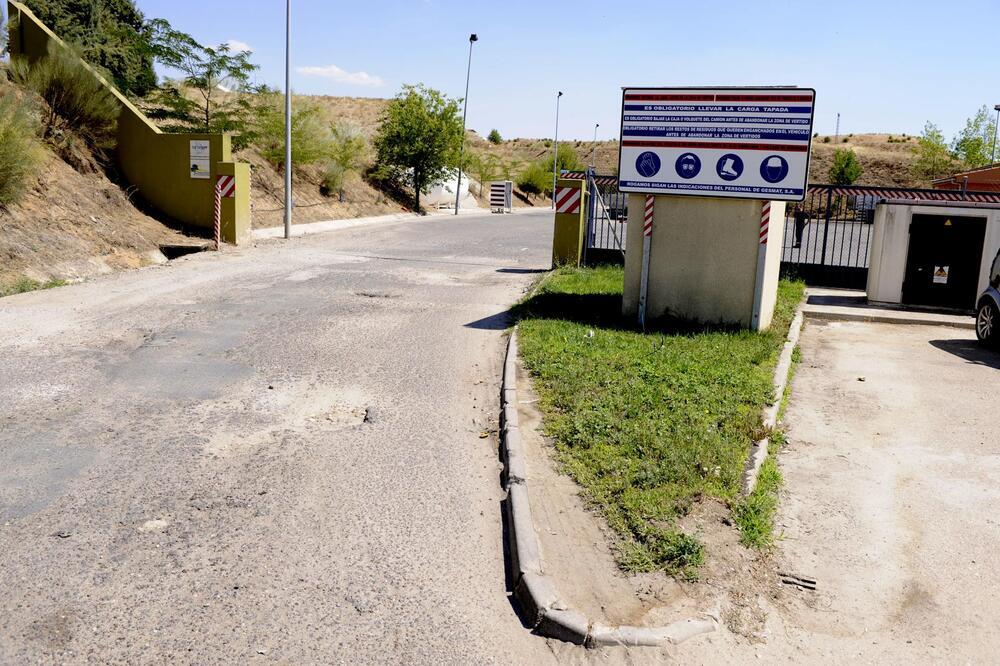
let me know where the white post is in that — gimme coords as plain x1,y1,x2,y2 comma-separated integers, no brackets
751,201,771,331
638,195,654,329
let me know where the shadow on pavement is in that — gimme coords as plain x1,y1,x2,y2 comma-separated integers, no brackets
496,268,549,275
929,339,1000,369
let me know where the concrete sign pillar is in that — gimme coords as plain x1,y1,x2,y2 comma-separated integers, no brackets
622,194,786,329
551,178,588,267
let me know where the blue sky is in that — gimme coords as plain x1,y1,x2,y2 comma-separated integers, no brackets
134,0,999,141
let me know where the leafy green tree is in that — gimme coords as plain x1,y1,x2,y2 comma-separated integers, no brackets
912,122,958,181
21,0,156,96
373,84,463,212
146,19,258,136
487,128,502,144
828,148,862,185
253,94,333,168
323,122,368,201
951,105,997,168
516,160,551,197
543,143,583,175
465,151,500,195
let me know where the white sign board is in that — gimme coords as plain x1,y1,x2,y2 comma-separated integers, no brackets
617,87,815,201
189,140,211,179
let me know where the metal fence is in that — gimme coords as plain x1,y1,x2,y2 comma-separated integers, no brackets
781,184,1000,288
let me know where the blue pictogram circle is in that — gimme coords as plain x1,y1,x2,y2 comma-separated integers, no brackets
716,154,744,181
675,153,701,179
635,151,662,178
760,155,790,183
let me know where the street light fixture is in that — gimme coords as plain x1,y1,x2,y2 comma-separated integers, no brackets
551,91,563,209
992,104,1000,165
454,33,478,215
283,0,292,239
591,123,600,168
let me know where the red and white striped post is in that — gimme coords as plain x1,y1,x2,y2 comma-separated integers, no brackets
751,201,771,330
214,175,236,251
638,195,655,329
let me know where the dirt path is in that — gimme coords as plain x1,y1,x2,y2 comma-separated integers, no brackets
679,320,1000,663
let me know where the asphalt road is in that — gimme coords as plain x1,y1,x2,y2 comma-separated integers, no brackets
0,210,566,664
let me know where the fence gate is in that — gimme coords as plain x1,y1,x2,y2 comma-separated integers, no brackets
782,185,1000,289
563,169,628,265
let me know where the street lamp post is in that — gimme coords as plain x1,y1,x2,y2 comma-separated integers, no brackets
591,123,600,167
454,33,478,215
992,104,1000,165
551,91,563,209
283,0,292,239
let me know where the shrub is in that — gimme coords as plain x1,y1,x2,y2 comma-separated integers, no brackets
829,148,863,185
254,94,333,169
321,121,367,200
516,160,551,197
9,42,120,154
0,91,45,207
822,136,831,143
487,128,502,144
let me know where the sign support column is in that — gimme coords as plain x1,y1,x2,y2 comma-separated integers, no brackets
638,195,654,329
751,201,771,330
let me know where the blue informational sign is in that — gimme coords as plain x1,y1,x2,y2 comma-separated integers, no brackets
675,153,701,179
635,151,662,178
617,87,816,201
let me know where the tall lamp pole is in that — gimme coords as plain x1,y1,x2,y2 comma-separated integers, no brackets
551,91,563,208
455,33,478,215
283,0,292,239
591,123,600,167
992,104,1000,165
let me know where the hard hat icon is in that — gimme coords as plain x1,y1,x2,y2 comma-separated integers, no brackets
760,155,789,184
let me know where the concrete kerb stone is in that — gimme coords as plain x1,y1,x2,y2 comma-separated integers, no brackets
740,302,806,497
501,328,720,648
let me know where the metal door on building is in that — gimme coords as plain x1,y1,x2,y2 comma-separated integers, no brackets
902,214,986,310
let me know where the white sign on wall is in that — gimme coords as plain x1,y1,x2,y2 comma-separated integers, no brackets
617,87,816,201
189,140,211,179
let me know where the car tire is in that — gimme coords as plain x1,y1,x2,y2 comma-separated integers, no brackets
976,301,998,347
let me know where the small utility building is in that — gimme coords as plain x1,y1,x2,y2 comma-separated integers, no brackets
867,200,1000,310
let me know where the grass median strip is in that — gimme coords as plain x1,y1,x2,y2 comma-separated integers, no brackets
514,266,804,579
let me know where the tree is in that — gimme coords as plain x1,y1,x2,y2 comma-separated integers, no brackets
543,143,583,175
323,122,368,201
951,105,997,168
21,0,156,96
516,161,551,197
373,84,463,213
465,151,500,195
912,121,957,181
146,19,258,135
253,94,334,168
828,148,862,185
487,128,502,144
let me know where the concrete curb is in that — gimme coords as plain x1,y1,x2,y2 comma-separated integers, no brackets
501,330,719,648
803,307,975,330
740,301,807,497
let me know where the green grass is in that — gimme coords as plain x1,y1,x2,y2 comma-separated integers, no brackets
1,277,67,297
515,265,804,577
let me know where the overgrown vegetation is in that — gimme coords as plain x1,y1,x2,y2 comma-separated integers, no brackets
373,84,463,212
1,276,67,296
0,90,45,207
912,122,958,180
487,128,502,144
9,42,120,158
515,266,804,578
516,143,582,198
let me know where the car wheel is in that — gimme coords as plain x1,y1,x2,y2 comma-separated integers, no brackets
977,301,998,346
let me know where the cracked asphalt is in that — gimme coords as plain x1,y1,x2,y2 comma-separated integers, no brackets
0,210,565,664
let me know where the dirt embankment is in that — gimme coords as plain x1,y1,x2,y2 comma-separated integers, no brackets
0,151,191,290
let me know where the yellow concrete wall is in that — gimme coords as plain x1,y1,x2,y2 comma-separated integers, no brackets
551,178,588,267
7,1,250,244
623,194,785,328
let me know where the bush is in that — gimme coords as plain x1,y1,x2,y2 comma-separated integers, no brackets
516,160,551,197
253,95,333,169
822,136,831,143
487,128,502,144
0,91,45,207
829,148,863,185
321,122,367,200
9,42,120,155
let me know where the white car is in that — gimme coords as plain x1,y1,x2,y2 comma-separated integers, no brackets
976,248,1000,347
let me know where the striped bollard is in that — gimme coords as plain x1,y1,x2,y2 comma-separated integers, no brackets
214,175,236,250
638,195,654,329
751,202,771,330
